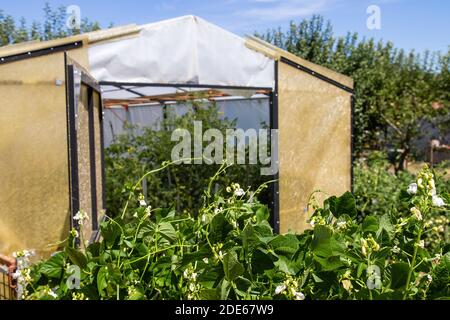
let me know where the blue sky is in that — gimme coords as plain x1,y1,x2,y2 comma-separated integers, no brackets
1,0,449,53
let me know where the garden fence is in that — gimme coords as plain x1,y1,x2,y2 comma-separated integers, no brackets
0,254,16,300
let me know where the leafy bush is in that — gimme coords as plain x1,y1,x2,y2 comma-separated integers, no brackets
354,152,450,253
17,164,449,300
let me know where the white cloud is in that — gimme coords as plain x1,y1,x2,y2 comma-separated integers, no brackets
238,0,338,21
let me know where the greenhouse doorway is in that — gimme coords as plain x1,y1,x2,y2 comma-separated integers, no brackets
99,81,280,232
66,56,106,242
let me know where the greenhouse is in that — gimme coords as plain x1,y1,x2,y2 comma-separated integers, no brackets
0,15,353,260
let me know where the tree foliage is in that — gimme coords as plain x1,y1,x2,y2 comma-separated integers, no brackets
258,15,450,171
0,2,102,46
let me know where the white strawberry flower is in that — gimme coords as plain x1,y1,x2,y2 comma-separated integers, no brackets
407,183,418,195
73,210,89,225
145,206,152,218
275,284,286,295
294,291,306,300
432,195,445,208
234,188,245,197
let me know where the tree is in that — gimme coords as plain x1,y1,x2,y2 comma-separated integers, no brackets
0,2,102,46
258,15,449,171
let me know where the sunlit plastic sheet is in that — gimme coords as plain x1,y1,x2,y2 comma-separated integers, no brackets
277,62,352,233
89,16,274,88
0,53,70,256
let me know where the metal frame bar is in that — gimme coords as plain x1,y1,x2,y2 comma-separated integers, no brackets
351,95,356,192
117,84,146,97
269,61,280,233
87,86,99,232
1,41,82,65
99,81,273,92
98,94,107,213
65,60,80,234
81,73,101,92
280,56,354,95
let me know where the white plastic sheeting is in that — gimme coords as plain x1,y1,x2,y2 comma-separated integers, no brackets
104,98,270,147
89,16,275,88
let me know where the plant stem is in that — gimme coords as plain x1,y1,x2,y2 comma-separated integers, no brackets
367,254,373,300
121,158,201,219
403,228,423,300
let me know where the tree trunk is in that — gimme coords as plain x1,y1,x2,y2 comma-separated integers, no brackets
395,146,410,173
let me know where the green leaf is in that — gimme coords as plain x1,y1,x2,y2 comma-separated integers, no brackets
255,206,270,223
180,247,211,267
97,266,109,296
39,252,65,279
128,289,145,300
390,262,410,289
311,226,345,271
443,252,450,273
251,249,275,274
101,220,122,247
357,263,367,278
325,192,357,218
210,213,232,243
65,247,88,269
223,250,244,281
314,255,344,271
87,241,101,257
242,223,256,253
312,273,324,283
377,214,395,240
311,225,333,256
275,255,302,275
220,279,231,300
200,288,220,300
269,234,299,257
363,216,379,234
158,222,177,243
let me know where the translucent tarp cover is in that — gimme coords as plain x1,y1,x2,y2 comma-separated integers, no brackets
89,16,274,88
103,97,270,147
